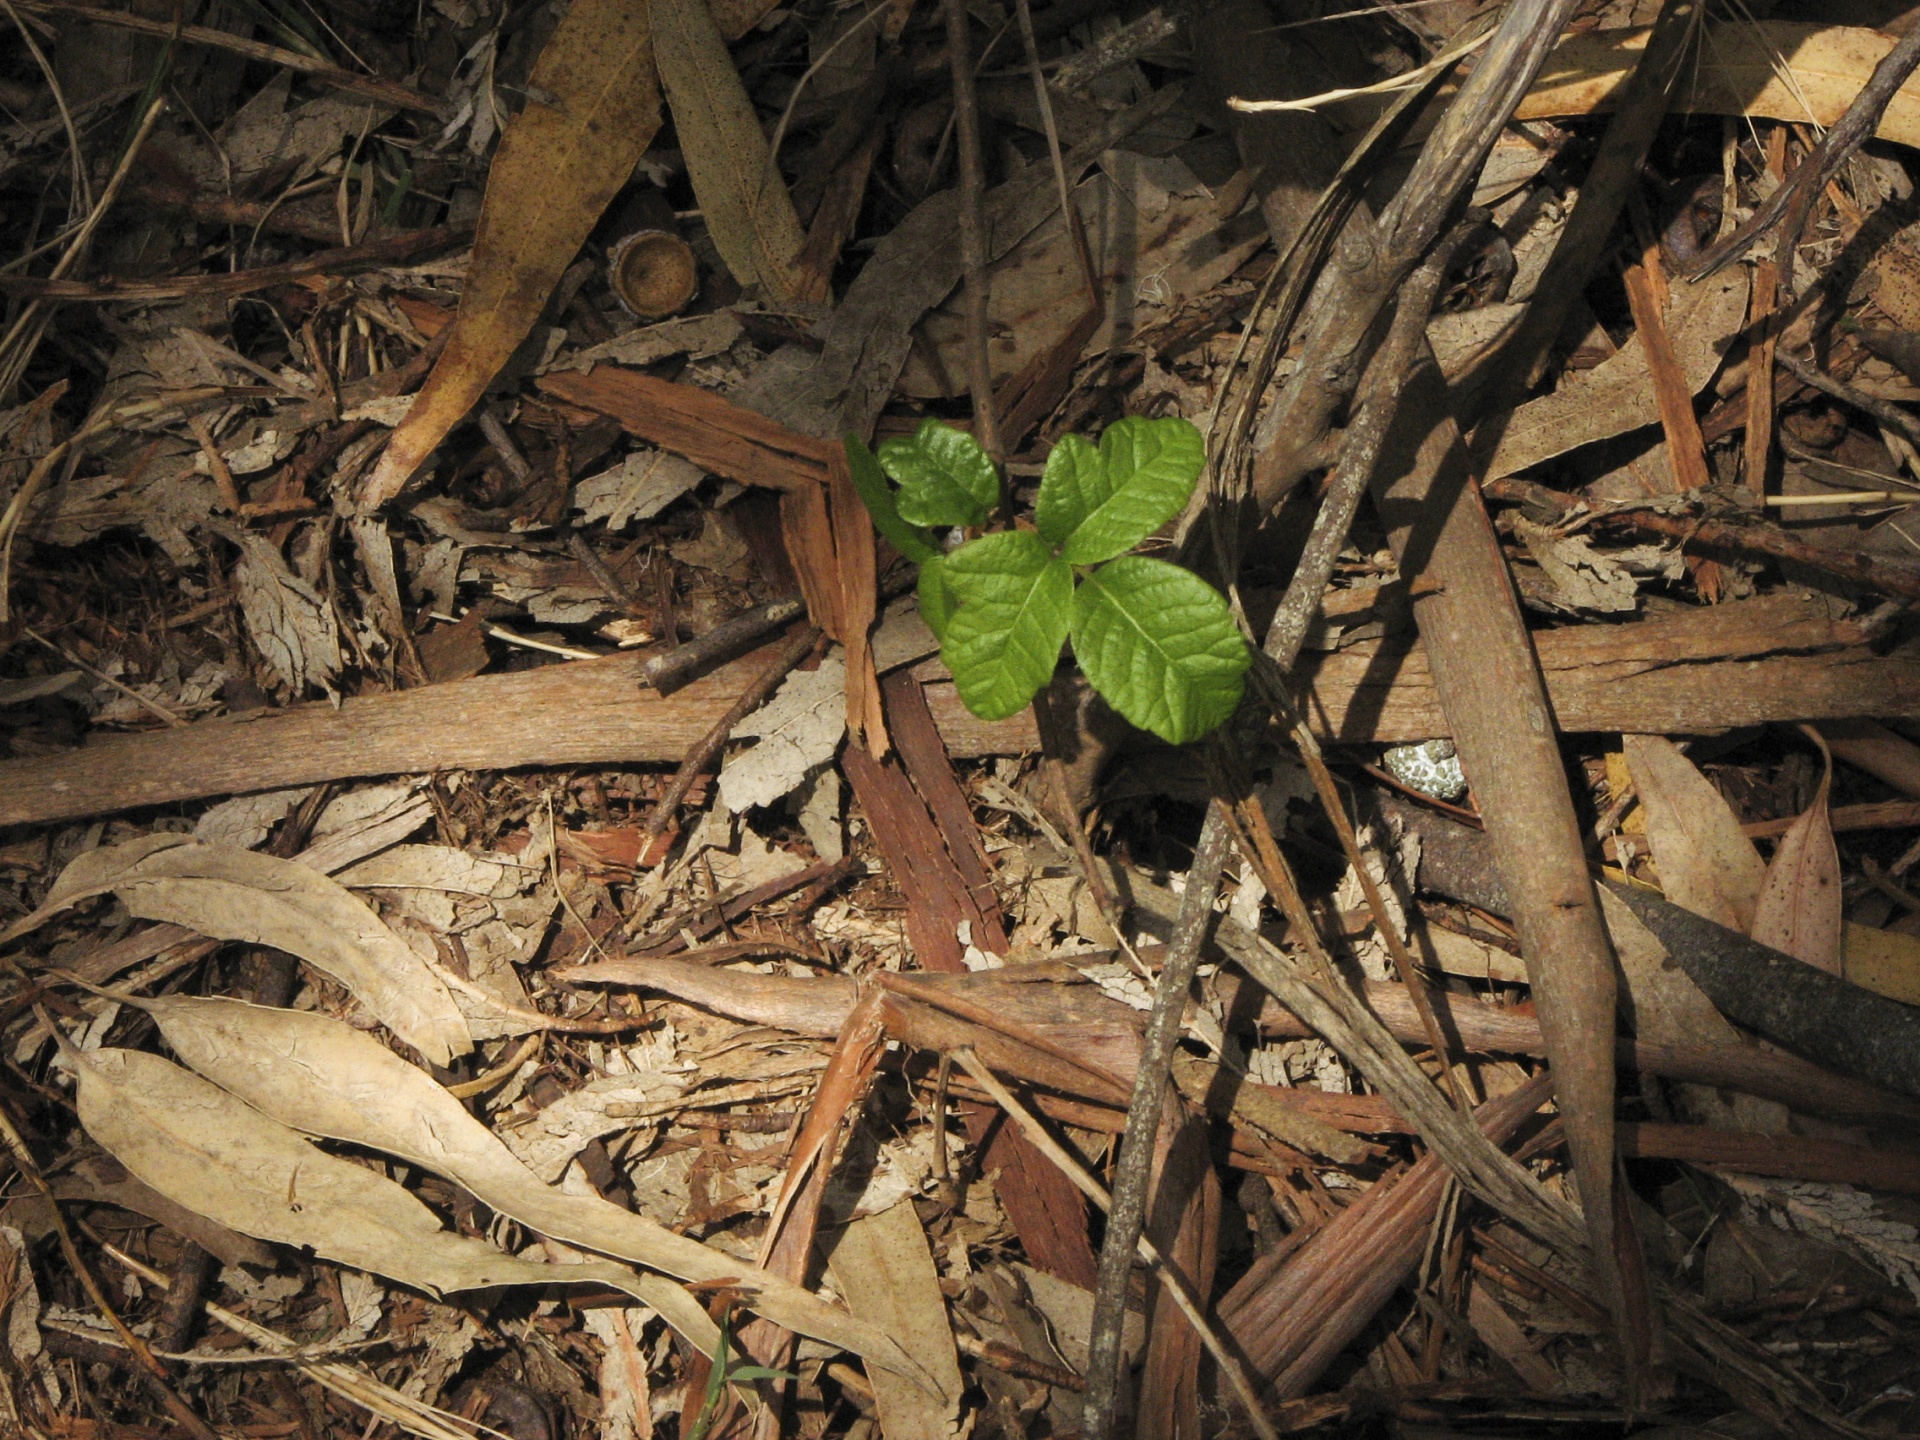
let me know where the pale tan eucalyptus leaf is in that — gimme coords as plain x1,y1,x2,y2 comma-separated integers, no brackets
128,993,931,1389
68,1046,708,1339
10,834,469,1065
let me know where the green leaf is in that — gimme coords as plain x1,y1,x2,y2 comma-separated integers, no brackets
878,419,998,529
844,435,939,564
917,553,956,643
1047,415,1205,566
1069,556,1249,744
1033,433,1103,545
941,530,1072,722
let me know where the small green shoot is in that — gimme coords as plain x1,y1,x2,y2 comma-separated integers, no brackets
684,1308,800,1440
846,415,1249,745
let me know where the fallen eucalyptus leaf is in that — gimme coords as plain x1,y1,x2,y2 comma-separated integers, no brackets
7,834,469,1066
1622,735,1765,935
654,0,808,302
358,0,663,510
1753,744,1844,975
68,1045,714,1347
127,992,932,1390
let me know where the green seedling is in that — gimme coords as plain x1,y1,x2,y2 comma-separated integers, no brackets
684,1307,799,1440
848,416,1249,745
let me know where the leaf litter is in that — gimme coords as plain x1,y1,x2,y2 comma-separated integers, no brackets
4,3,1920,1439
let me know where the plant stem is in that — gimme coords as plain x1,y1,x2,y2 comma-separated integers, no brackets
942,0,1003,470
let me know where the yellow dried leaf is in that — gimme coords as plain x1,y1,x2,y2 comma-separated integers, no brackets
70,1047,700,1325
358,0,662,510
130,992,933,1390
1520,22,1920,149
1752,753,1843,975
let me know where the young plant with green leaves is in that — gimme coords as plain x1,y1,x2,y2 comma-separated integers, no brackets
848,416,1250,745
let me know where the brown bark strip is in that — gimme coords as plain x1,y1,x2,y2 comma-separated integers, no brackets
839,729,1100,1289
1368,352,1643,1368
1217,1074,1555,1394
1620,1122,1920,1196
0,603,1911,830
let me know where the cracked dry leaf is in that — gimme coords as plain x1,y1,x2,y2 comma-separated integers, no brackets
66,1046,711,1344
126,992,933,1390
720,653,848,812
359,0,663,510
230,529,344,696
1512,517,1639,614
8,834,469,1066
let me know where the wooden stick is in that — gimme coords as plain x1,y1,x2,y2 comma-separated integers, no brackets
0,599,1912,829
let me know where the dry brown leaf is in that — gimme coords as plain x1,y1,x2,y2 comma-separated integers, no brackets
127,992,932,1389
1752,736,1843,974
1520,22,1920,150
6,834,469,1066
1622,734,1765,934
357,0,662,510
67,1046,706,1330
1487,268,1747,479
824,1202,965,1440
653,0,809,302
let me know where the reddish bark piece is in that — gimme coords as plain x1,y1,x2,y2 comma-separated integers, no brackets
1218,1074,1553,1393
841,710,1100,1290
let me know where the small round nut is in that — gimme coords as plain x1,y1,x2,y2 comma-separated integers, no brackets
607,229,698,320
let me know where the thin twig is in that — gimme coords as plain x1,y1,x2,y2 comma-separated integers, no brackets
1773,350,1920,452
1083,806,1234,1440
954,1048,1279,1440
642,596,808,693
943,0,1003,468
643,623,822,842
1684,22,1920,284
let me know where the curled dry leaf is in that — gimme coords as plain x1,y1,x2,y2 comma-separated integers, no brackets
358,0,663,511
1752,739,1844,975
126,991,932,1390
1621,734,1765,935
6,834,470,1066
228,529,345,696
67,1045,712,1342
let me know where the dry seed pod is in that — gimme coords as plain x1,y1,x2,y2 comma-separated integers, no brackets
607,229,699,320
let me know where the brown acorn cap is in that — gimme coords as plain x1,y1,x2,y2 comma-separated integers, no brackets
607,230,699,320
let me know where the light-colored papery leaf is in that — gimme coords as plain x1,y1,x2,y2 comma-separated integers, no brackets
1046,416,1203,565
1069,556,1248,744
129,993,931,1389
719,654,847,812
356,0,662,510
11,834,469,1066
940,530,1072,722
230,530,343,696
654,0,809,302
1621,734,1766,934
68,1046,708,1338
845,435,939,564
878,420,998,529
1753,765,1844,974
